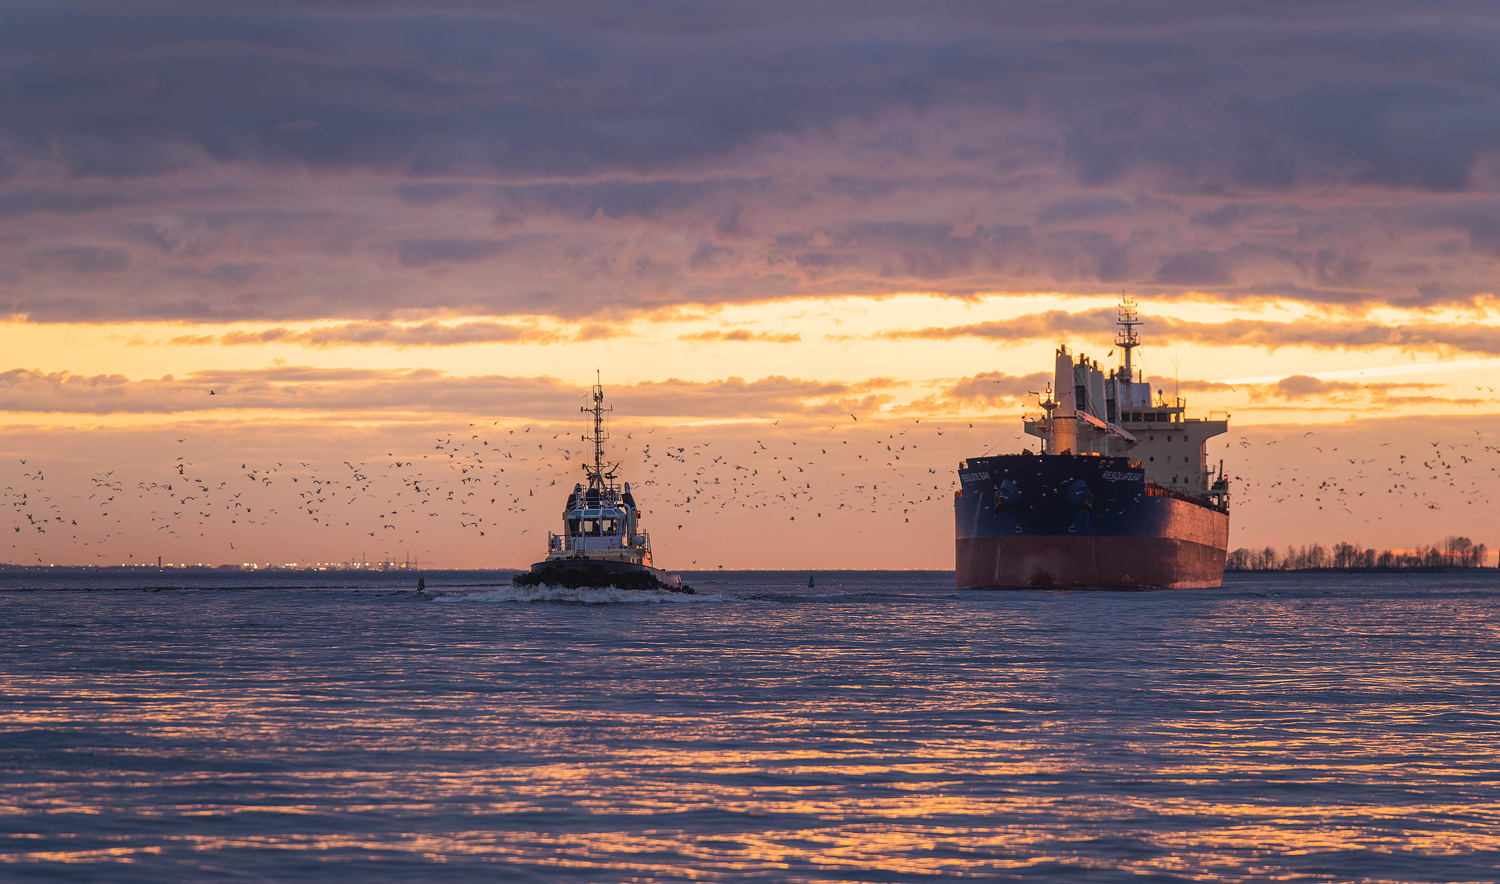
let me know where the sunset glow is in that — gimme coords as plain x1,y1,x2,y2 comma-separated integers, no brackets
4,3,1500,567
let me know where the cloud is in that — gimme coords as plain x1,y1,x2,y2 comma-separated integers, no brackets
1269,374,1360,400
1154,250,1239,287
0,368,574,416
617,376,882,418
0,367,893,418
0,189,131,219
395,237,537,268
887,309,1500,358
163,263,267,286
1276,82,1500,192
1255,375,1446,404
1036,195,1133,227
945,371,1052,406
678,329,801,344
1171,373,1450,406
6,4,1500,321
885,309,1122,343
166,321,555,348
22,245,129,273
1176,319,1500,356
399,178,775,222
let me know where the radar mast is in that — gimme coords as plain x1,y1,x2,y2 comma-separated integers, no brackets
1115,296,1141,381
582,370,617,490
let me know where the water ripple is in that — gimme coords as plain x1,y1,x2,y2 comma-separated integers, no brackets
1,571,1497,882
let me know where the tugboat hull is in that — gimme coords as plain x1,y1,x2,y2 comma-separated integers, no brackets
517,558,688,592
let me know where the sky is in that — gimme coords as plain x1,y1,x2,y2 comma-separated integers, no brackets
3,1,1500,568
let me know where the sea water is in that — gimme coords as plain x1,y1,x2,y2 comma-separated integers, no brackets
1,570,1497,883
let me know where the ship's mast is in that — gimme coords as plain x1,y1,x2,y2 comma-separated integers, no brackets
581,371,616,490
1115,296,1140,381
1032,382,1058,453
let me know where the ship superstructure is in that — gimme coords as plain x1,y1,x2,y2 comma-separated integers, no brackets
955,300,1230,589
516,376,684,590
1024,299,1230,504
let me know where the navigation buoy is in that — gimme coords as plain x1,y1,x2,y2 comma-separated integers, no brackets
808,574,815,588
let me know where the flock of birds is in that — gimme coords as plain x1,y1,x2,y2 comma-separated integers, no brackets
4,408,1498,565
1230,427,1500,519
0,411,970,566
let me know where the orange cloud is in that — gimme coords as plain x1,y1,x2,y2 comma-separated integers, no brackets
679,330,802,344
167,322,562,348
0,368,901,419
887,311,1500,356
944,372,1052,406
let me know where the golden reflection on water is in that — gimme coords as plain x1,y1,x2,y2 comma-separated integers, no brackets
3,581,1500,881
21,810,1500,880
8,732,1500,880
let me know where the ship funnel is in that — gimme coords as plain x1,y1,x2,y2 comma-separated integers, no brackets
1054,347,1076,417
1087,359,1108,423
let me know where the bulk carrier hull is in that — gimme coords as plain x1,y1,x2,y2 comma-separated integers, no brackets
955,454,1228,589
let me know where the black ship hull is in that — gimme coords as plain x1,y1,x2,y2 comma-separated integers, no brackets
516,558,689,592
955,454,1228,589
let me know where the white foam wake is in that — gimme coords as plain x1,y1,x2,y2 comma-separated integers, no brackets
432,584,718,605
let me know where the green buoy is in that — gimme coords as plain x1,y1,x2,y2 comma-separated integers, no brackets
808,574,815,588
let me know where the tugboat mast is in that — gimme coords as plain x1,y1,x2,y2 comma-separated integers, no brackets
582,371,616,490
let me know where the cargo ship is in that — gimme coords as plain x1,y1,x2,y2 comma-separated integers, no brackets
514,377,688,592
955,300,1230,589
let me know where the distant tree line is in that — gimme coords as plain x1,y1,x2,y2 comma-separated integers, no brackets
1227,536,1491,571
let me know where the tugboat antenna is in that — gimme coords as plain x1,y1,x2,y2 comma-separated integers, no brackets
582,369,616,489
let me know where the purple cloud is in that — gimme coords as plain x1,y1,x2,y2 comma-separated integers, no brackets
3,2,1500,321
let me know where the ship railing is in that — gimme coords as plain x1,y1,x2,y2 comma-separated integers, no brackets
1145,482,1230,513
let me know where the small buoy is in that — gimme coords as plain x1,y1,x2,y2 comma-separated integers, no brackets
808,574,815,588
417,576,426,592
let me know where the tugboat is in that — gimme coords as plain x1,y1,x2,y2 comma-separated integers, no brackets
513,376,690,592
955,299,1231,589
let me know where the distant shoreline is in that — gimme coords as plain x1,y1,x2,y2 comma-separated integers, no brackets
0,564,955,575
1226,566,1495,574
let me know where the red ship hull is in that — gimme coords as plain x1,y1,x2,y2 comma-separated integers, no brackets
956,530,1228,590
